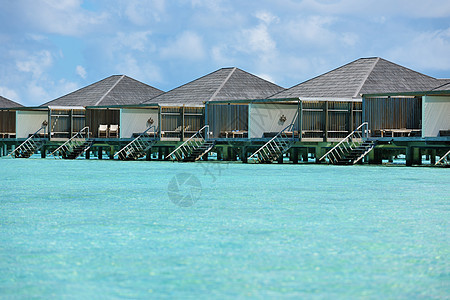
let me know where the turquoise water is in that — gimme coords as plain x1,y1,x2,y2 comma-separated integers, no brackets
0,159,448,299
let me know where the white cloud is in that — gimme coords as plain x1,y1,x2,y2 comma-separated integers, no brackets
16,50,53,78
160,31,206,61
76,65,87,79
8,0,108,36
242,24,277,54
115,54,163,83
389,28,450,71
0,86,20,102
124,0,166,25
296,0,450,18
115,31,153,52
255,11,279,25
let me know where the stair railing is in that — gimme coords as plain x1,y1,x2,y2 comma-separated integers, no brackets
7,125,47,158
166,125,210,161
114,125,158,160
49,126,90,158
435,148,450,165
319,122,368,163
247,112,298,163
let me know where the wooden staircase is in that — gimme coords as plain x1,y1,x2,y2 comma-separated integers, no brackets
320,122,374,165
50,127,93,160
334,141,377,165
8,126,47,158
182,140,216,162
247,112,298,163
63,139,95,159
114,126,158,160
167,125,214,162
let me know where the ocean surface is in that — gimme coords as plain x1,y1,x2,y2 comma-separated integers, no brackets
0,158,448,299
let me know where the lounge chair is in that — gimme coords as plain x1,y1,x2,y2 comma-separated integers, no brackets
98,124,108,138
109,124,119,138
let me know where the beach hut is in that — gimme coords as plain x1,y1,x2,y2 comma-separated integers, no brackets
361,81,450,165
0,96,22,139
266,57,441,142
41,75,163,138
204,58,447,164
142,67,284,141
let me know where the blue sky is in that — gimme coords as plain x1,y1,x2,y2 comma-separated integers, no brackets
1,0,450,106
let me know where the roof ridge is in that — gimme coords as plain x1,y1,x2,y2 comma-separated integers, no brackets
208,67,236,102
378,58,437,80
431,79,450,91
94,75,125,106
354,57,379,97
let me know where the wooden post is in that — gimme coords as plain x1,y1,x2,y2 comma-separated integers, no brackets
302,148,308,162
98,147,103,160
109,146,115,159
40,146,46,158
324,101,328,142
158,147,163,160
431,149,436,165
85,148,90,159
315,146,324,163
368,148,382,164
181,106,185,141
292,148,298,164
241,147,247,163
217,147,222,161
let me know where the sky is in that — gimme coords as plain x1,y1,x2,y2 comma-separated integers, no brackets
1,0,450,106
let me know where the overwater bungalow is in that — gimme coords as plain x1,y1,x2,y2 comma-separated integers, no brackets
3,75,163,158
141,67,284,142
40,75,164,139
361,81,450,165
204,57,448,164
0,96,22,139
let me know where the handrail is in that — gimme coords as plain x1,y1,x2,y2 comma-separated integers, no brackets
49,126,90,157
319,122,368,161
248,112,298,160
166,125,210,160
435,148,450,165
7,125,47,157
114,125,157,158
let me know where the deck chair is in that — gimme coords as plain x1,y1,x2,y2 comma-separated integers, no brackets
98,124,108,138
109,124,119,138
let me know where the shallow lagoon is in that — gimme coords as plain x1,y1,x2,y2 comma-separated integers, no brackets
0,159,448,298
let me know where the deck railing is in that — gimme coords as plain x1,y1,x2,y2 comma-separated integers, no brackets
114,125,158,160
166,125,210,161
50,127,90,159
319,122,368,163
8,125,47,158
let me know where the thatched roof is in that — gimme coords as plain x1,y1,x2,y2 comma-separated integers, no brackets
269,57,441,100
41,75,164,107
0,96,22,108
142,67,284,106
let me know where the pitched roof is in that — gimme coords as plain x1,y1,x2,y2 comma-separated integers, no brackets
269,57,441,100
142,67,284,106
0,96,22,108
41,75,164,107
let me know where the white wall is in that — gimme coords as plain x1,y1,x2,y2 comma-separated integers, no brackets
422,96,450,137
249,103,298,138
120,108,159,138
16,110,48,138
